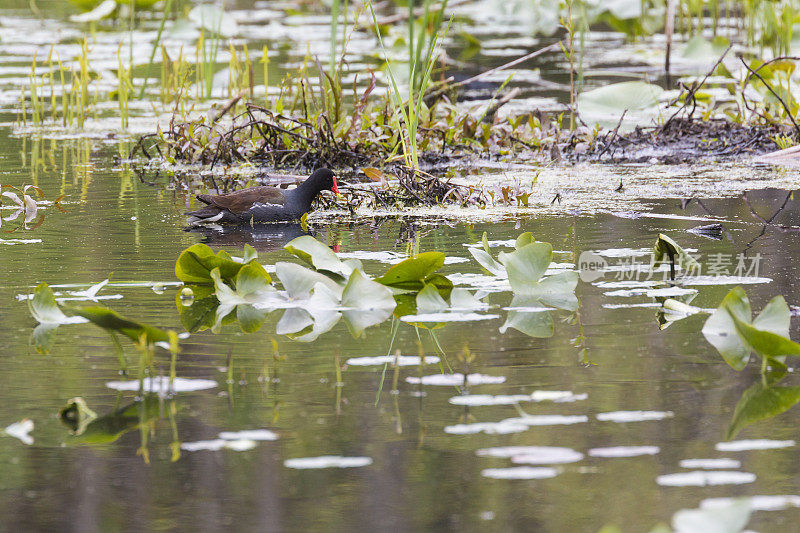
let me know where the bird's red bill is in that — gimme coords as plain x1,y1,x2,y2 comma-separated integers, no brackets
332,175,340,194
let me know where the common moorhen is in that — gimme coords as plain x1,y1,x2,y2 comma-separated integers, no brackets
186,168,339,225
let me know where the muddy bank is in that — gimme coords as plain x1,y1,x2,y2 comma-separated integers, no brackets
567,117,794,164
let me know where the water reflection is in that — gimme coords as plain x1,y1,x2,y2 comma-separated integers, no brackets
186,222,309,251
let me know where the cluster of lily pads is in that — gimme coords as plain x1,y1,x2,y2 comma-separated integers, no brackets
26,232,578,377
174,232,579,341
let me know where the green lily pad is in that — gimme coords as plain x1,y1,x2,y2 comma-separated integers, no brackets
726,380,800,440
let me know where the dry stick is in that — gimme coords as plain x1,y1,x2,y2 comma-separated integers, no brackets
425,42,562,102
455,42,561,89
597,109,627,158
739,57,800,138
743,190,795,227
662,44,732,131
664,0,677,85
481,87,521,123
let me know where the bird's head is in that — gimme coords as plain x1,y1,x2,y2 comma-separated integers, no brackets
312,168,339,195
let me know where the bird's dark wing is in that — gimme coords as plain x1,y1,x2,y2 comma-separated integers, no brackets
196,186,286,215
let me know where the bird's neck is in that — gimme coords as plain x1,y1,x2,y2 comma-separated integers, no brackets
293,179,320,207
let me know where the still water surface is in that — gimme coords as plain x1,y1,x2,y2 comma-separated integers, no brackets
1,132,800,531
1,2,800,531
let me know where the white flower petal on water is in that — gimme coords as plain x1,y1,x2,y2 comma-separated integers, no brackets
715,439,795,451
477,446,583,464
481,467,559,480
346,355,440,366
218,429,278,441
530,390,587,402
596,410,674,422
406,373,506,386
702,494,800,512
106,376,217,393
284,456,372,469
181,439,257,452
657,470,756,487
680,458,741,469
589,446,660,458
4,419,33,445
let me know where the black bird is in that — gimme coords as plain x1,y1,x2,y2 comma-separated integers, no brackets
187,168,339,225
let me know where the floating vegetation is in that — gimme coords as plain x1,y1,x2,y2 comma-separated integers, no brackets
656,470,757,487
284,456,373,469
3,419,34,445
172,232,578,342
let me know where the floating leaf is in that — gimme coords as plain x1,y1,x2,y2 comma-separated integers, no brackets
653,233,700,276
499,296,554,338
59,397,98,436
284,236,354,278
341,270,396,337
28,283,88,325
526,271,579,310
672,501,751,533
468,247,505,277
375,252,445,292
726,381,800,440
702,287,752,370
416,283,449,314
450,288,488,310
577,81,663,121
515,232,535,249
275,262,342,299
188,4,238,37
175,243,256,284
500,242,553,293
62,395,161,445
209,264,274,333
69,306,172,344
729,312,800,360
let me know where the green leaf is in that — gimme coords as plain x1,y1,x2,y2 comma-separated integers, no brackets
423,273,453,300
275,262,343,299
653,233,700,273
500,242,553,293
241,244,258,264
341,270,396,337
175,243,251,284
375,252,445,291
526,271,579,310
726,381,800,440
702,287,752,370
284,236,353,278
28,283,87,325
416,283,449,314
752,295,791,338
30,323,60,355
232,262,273,300
515,232,534,249
468,247,505,277
729,312,800,359
499,296,554,338
69,306,172,344
236,305,269,333
577,81,663,119
449,288,486,309
177,295,220,333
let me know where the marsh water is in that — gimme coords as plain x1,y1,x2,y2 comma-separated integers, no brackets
2,2,800,532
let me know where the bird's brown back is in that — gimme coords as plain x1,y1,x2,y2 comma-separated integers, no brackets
196,186,286,215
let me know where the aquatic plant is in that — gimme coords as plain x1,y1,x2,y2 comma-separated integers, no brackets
28,283,180,377
172,232,578,343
